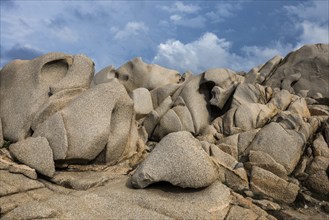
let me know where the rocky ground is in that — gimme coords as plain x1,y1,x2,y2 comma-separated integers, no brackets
0,43,329,219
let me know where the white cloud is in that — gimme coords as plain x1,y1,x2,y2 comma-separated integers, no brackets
162,1,200,14
153,32,235,73
114,21,149,40
284,1,329,46
153,33,295,73
284,1,328,23
206,2,243,23
52,27,79,43
297,21,329,46
170,14,182,22
171,15,206,28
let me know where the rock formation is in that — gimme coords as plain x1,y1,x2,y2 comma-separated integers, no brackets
0,44,328,219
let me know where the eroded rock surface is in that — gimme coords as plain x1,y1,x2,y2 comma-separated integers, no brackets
1,44,329,219
131,131,218,188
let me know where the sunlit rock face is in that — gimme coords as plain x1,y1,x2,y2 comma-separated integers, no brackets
0,44,329,220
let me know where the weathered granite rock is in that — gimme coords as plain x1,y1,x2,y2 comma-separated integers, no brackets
131,131,218,188
264,44,329,98
250,166,299,203
2,201,59,220
0,170,44,197
308,104,329,116
33,112,68,160
172,105,195,134
54,79,138,164
0,118,3,148
237,129,260,157
31,88,86,130
9,137,55,177
115,57,181,92
232,192,278,219
231,83,271,108
249,122,305,174
267,89,293,111
93,65,116,85
245,55,282,84
287,96,311,118
150,83,180,109
252,199,281,211
225,205,259,220
154,109,183,139
131,88,153,118
210,145,249,191
312,133,329,158
0,158,38,179
324,118,329,143
50,171,110,190
305,156,329,195
204,68,243,109
171,75,209,135
247,150,287,179
0,53,94,142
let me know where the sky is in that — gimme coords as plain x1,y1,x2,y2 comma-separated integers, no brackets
1,0,328,74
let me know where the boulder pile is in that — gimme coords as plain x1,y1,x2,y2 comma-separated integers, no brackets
0,44,328,219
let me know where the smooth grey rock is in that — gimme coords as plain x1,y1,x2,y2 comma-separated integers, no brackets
131,131,218,188
250,166,299,203
93,65,116,85
31,88,86,130
33,112,68,160
267,89,293,111
154,95,173,117
150,83,180,109
234,103,275,131
143,110,160,137
131,88,153,118
172,105,195,134
154,109,182,139
0,53,94,142
116,57,181,92
256,55,283,84
9,137,55,177
265,44,329,98
231,83,270,108
173,75,209,135
59,80,137,164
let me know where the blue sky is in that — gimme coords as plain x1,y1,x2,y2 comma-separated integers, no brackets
1,0,328,73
